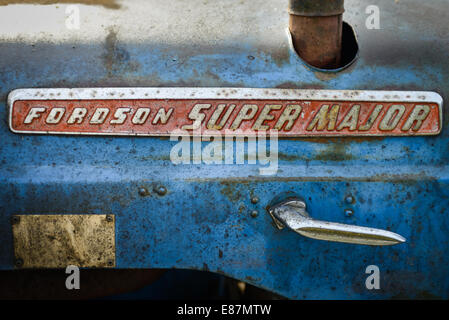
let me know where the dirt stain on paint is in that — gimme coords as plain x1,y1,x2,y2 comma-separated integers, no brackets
0,0,120,9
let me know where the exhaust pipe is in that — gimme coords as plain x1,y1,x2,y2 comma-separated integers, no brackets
289,0,344,69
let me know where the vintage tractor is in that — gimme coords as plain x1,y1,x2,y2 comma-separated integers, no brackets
0,0,447,299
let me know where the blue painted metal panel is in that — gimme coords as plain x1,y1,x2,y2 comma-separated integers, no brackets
0,0,448,299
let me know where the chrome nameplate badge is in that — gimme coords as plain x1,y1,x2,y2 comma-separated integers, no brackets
8,88,443,137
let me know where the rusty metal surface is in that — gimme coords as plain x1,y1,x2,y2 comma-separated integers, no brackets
288,1,345,69
289,14,343,69
12,214,115,268
8,88,442,136
288,0,345,16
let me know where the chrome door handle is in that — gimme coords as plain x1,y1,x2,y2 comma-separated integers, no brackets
267,198,406,246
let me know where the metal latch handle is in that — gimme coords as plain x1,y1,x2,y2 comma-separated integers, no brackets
268,198,406,246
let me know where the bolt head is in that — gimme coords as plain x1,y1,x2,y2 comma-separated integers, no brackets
344,209,354,217
250,210,258,218
251,196,259,204
106,215,113,222
345,195,355,204
15,258,23,268
138,187,148,196
154,185,167,196
11,216,20,224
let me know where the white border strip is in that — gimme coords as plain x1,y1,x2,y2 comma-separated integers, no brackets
7,87,443,136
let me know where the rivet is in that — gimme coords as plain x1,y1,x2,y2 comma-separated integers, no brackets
107,259,114,267
344,209,354,217
345,195,354,204
251,196,259,204
250,210,258,218
15,258,23,268
11,216,20,224
154,185,167,196
138,187,148,196
106,215,114,222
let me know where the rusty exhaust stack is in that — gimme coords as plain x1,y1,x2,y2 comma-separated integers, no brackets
289,0,344,69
